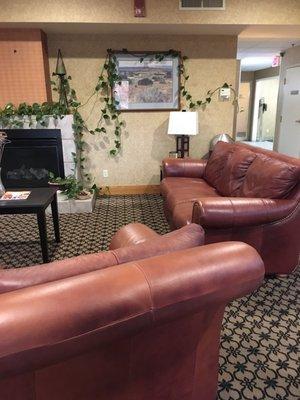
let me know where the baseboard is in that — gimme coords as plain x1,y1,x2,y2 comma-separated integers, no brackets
104,185,160,195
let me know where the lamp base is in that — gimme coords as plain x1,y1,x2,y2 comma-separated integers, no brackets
176,135,190,158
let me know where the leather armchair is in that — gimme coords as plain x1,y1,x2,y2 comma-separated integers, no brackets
0,241,264,400
0,223,204,294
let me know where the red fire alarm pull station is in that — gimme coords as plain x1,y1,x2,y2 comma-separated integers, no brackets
134,0,146,17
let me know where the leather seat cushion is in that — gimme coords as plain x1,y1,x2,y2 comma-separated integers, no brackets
239,154,300,199
166,185,219,212
160,177,210,198
162,178,219,212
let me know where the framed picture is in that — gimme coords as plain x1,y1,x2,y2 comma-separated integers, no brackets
111,51,180,111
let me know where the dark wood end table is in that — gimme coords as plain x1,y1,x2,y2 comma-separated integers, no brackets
0,187,60,263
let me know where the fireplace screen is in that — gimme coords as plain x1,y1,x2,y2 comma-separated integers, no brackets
1,130,65,188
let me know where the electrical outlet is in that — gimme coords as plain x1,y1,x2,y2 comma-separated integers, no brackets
103,169,108,178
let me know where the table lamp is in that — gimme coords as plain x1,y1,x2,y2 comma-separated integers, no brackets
167,111,199,158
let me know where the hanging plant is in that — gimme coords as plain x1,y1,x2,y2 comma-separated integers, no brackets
0,48,238,186
85,49,125,156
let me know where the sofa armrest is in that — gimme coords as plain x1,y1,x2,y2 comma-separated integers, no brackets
109,223,160,249
109,222,204,251
0,243,264,378
192,197,298,228
162,158,207,179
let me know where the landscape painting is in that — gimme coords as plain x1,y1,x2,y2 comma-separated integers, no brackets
112,52,180,111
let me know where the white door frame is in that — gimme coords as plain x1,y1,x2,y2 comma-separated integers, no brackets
251,76,279,142
277,64,300,157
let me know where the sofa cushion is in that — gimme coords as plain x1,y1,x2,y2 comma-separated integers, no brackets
217,147,256,196
204,141,234,188
165,180,219,212
239,154,300,199
160,177,213,198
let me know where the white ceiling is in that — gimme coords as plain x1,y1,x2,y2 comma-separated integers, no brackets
238,38,300,71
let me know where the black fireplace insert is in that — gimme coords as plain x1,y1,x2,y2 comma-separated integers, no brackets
1,129,65,188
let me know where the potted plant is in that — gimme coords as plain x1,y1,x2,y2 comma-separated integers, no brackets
48,173,92,200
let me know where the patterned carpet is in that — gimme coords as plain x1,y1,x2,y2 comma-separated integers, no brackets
0,194,299,400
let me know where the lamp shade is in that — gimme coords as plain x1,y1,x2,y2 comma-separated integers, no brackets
167,111,199,136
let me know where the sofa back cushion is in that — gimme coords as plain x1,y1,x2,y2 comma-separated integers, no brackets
204,141,233,188
204,141,256,196
217,147,256,196
239,154,300,199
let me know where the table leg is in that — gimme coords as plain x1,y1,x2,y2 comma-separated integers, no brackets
51,193,60,243
37,210,49,263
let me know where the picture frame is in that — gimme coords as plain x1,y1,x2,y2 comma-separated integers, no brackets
111,51,181,111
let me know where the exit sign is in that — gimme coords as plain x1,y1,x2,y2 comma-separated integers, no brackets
272,55,281,67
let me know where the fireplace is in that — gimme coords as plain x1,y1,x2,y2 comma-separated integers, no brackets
1,129,65,188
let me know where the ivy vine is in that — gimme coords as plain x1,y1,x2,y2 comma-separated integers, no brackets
87,49,125,156
0,48,238,187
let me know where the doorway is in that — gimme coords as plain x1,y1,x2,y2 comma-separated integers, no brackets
251,76,280,149
236,81,252,141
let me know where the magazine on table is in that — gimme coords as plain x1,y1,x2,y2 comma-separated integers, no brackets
0,191,31,200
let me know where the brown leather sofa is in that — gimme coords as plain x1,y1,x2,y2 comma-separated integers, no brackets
161,141,300,275
0,223,264,400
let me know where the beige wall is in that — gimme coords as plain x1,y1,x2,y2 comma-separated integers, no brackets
47,33,238,186
241,71,254,83
255,66,280,80
1,0,300,25
241,66,279,83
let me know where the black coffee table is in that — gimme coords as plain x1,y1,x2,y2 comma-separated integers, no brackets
0,187,60,263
